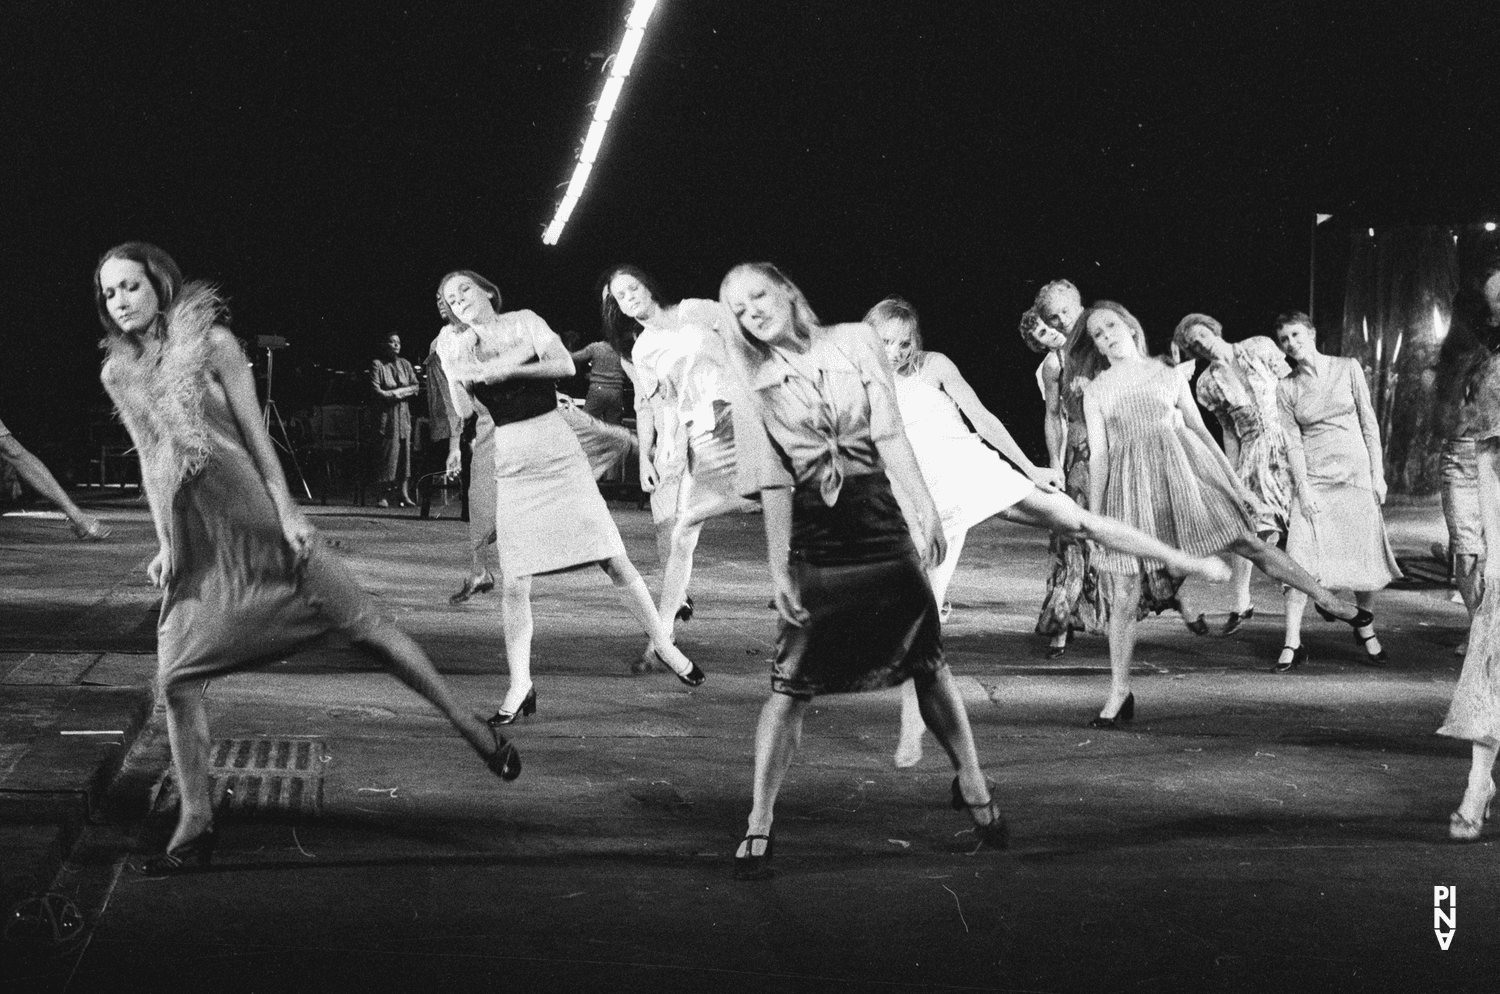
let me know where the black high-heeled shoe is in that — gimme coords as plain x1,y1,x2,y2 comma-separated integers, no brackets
483,687,537,727
1354,630,1389,667
1045,631,1070,659
1089,692,1135,729
1315,603,1374,630
483,724,522,781
652,649,705,687
733,832,774,880
1221,606,1254,636
449,571,495,605
949,776,1009,849
136,824,218,876
1184,614,1210,636
1273,645,1307,673
675,595,695,623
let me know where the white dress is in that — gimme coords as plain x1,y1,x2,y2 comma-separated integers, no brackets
896,371,1033,533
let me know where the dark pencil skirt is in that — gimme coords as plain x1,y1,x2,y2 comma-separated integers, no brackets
772,471,943,699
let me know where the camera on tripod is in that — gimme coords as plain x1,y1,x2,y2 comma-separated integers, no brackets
256,335,288,351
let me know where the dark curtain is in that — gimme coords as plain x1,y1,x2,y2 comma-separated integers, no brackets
1339,225,1459,494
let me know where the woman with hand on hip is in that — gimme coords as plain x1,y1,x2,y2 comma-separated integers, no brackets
1274,312,1399,670
601,265,756,652
868,297,1231,766
1074,302,1369,725
438,270,703,727
98,244,519,873
1173,314,1295,636
719,263,1007,880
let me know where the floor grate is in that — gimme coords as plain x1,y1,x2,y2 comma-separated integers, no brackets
155,737,327,819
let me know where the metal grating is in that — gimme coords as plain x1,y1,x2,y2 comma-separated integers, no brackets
156,737,327,819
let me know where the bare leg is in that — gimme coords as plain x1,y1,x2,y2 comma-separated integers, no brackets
1457,741,1499,825
658,517,704,632
1227,534,1357,618
895,526,967,767
353,621,496,757
601,555,698,677
1002,490,1229,583
162,680,215,851
0,435,105,536
910,668,990,797
743,693,807,841
497,575,535,713
1101,572,1140,718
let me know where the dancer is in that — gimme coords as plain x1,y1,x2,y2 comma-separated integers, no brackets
1030,281,1097,657
1275,312,1400,669
1437,302,1500,841
1073,302,1371,725
1173,314,1294,635
96,244,519,872
431,314,500,604
369,332,419,507
869,297,1232,766
437,269,704,726
1433,255,1500,655
718,262,1007,880
0,415,110,539
569,336,628,424
602,264,756,649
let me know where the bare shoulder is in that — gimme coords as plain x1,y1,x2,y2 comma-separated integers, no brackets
1039,351,1063,377
206,326,246,362
921,351,961,381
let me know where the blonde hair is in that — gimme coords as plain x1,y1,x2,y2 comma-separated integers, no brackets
862,296,923,376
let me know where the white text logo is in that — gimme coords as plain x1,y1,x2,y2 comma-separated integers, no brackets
1434,886,1456,950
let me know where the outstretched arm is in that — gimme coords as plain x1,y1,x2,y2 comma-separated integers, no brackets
210,329,314,560
930,352,1060,491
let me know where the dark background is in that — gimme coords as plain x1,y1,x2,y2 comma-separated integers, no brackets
2,0,1495,469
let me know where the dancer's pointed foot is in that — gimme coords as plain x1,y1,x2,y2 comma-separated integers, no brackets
483,725,522,782
449,571,495,604
1221,606,1254,636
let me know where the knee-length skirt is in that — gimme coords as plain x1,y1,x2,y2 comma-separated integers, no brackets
772,472,943,699
493,410,626,576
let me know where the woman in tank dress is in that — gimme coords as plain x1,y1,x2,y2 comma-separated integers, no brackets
0,415,110,539
437,270,703,726
1436,298,1500,841
718,263,1007,880
1073,302,1371,725
1173,314,1295,637
96,244,520,872
867,297,1232,766
1274,312,1399,669
601,265,756,648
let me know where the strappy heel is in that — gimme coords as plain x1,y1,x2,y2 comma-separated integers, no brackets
482,687,537,726
950,776,1008,849
1273,645,1307,674
733,832,774,880
652,649,705,687
1222,606,1254,636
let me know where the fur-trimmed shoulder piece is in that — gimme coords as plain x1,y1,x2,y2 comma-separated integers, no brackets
101,281,228,502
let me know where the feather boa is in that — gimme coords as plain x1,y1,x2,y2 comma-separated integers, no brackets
101,281,224,501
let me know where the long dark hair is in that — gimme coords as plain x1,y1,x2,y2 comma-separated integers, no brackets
94,242,185,351
598,264,678,356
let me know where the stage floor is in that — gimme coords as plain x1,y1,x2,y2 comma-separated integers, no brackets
1,496,1492,993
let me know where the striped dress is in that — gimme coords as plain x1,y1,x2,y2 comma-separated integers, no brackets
1085,360,1255,575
